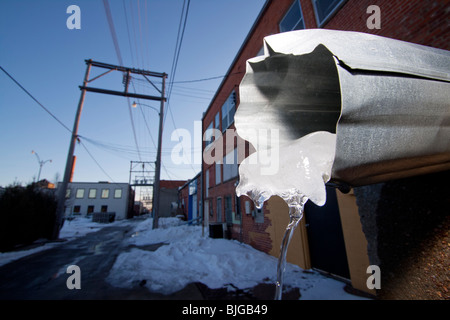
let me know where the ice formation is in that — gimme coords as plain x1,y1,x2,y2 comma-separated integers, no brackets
236,130,336,299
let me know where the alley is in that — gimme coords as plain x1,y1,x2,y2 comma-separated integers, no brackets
0,220,202,300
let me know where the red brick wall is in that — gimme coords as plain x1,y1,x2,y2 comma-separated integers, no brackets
202,0,295,246
202,0,450,252
322,0,449,50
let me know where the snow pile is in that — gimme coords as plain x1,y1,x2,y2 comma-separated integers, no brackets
59,217,108,239
107,218,368,299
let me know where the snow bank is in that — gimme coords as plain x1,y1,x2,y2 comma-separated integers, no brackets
107,217,369,299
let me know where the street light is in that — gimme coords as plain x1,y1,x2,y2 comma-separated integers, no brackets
132,101,160,114
31,150,52,182
132,100,164,230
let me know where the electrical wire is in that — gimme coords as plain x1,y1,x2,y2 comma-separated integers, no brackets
79,139,116,182
172,72,245,84
136,0,146,69
122,0,136,66
165,0,191,125
102,0,123,66
162,0,197,176
0,65,72,134
103,0,142,162
0,65,128,183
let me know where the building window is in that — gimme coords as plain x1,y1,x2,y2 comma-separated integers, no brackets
205,169,209,198
101,205,108,212
114,188,122,199
66,188,71,199
204,122,214,148
221,91,236,132
279,0,305,32
224,195,233,225
312,0,347,27
257,46,265,57
87,205,94,214
88,188,97,199
255,206,264,223
223,148,238,182
217,197,222,222
101,189,110,199
75,188,85,199
215,112,220,131
215,161,222,185
235,195,241,221
73,205,81,213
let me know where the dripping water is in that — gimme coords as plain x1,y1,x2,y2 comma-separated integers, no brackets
236,131,336,300
274,194,308,300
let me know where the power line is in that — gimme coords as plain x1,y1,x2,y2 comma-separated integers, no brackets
79,139,116,182
163,0,197,177
133,71,245,85
0,65,72,133
136,0,146,69
102,0,123,66
122,0,135,66
172,71,245,84
103,0,142,162
165,0,191,124
0,64,125,183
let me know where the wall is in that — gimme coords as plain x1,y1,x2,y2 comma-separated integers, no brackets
322,0,449,50
336,189,375,295
354,171,450,299
202,0,295,242
65,182,130,220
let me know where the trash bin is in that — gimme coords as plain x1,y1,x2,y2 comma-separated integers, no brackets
209,223,224,239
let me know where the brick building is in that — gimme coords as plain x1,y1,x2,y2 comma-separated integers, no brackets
158,180,187,217
198,0,449,298
178,173,201,222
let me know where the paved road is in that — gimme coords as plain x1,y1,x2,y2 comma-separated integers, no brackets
0,221,203,300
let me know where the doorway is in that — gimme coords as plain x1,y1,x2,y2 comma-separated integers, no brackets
304,186,350,279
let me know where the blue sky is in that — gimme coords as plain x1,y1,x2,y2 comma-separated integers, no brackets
0,0,266,187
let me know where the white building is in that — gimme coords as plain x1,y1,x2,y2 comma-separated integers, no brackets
64,182,133,220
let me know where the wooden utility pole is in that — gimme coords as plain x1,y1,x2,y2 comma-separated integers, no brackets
152,73,166,229
53,60,166,239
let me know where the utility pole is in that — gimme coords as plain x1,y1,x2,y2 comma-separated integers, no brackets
152,73,166,229
53,60,92,240
53,59,166,239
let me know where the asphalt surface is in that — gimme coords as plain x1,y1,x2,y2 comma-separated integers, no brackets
0,220,204,300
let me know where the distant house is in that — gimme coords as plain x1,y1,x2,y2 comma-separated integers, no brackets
63,182,134,220
178,173,201,222
158,180,187,218
35,179,55,189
